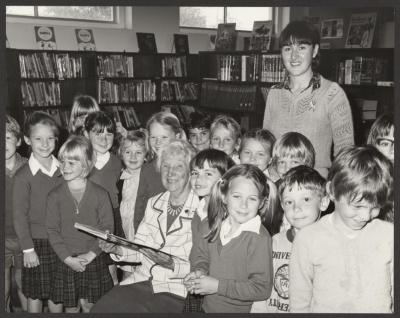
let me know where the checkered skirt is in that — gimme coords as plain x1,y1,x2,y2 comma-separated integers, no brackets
22,238,58,300
50,252,113,307
183,293,204,312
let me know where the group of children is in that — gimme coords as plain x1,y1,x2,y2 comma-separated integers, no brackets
5,93,394,313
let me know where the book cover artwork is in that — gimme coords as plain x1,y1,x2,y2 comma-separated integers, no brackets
76,29,96,51
250,20,273,51
136,32,158,53
174,34,189,54
345,12,377,48
215,23,237,51
321,19,344,38
35,26,57,50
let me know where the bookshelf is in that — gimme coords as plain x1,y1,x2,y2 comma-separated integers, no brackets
319,48,394,144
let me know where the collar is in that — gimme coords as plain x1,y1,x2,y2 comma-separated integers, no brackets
6,153,27,177
275,72,321,92
220,215,261,245
95,151,110,170
28,154,59,177
120,168,141,180
196,197,208,221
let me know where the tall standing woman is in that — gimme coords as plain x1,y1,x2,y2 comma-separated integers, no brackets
263,20,354,177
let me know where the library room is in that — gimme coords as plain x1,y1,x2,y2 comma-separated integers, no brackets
5,5,396,314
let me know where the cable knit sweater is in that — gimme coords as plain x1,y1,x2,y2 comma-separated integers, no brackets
263,74,354,177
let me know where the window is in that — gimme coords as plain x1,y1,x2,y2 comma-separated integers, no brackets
6,6,115,23
180,7,273,31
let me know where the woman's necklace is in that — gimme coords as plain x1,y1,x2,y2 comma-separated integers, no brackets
167,201,184,216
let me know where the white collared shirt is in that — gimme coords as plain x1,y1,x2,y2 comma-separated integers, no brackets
196,197,208,221
28,154,59,177
220,214,261,245
95,151,110,170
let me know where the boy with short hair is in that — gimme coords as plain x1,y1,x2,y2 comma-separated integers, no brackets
290,145,393,313
251,165,329,313
5,115,28,312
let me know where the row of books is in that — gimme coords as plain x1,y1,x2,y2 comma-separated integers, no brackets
24,108,71,128
200,81,257,111
105,105,141,129
161,104,196,127
260,54,286,83
337,57,391,85
97,79,157,104
160,80,198,102
97,55,134,78
19,53,83,79
161,56,187,77
21,81,61,107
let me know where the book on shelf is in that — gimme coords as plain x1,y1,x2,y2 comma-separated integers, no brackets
136,32,157,53
354,98,378,121
351,56,362,85
161,56,187,77
97,55,134,78
344,59,353,85
106,105,141,129
250,20,273,52
74,222,186,263
173,34,189,54
215,23,237,51
345,12,377,48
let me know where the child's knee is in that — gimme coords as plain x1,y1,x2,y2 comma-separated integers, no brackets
79,299,93,313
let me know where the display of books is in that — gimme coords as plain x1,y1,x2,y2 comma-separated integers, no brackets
161,56,187,77
74,222,186,263
345,12,377,48
250,20,273,52
174,34,189,54
136,32,157,53
215,23,237,51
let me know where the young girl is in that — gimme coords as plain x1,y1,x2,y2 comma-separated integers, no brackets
367,113,394,164
367,113,394,222
13,111,63,313
68,95,100,135
184,149,235,312
240,128,276,175
209,115,241,164
46,135,114,313
184,164,275,313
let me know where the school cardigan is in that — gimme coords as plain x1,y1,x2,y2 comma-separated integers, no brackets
263,74,354,177
5,153,27,238
290,214,393,313
132,159,165,232
13,162,63,251
191,218,273,313
89,153,122,209
46,180,114,261
111,190,200,298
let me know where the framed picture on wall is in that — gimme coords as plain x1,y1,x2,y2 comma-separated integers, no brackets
136,32,157,53
345,12,377,48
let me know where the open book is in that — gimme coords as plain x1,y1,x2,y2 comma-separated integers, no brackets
74,222,186,263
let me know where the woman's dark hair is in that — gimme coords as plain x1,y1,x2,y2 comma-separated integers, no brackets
279,20,321,70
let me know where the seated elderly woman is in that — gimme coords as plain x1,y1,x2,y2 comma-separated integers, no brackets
91,139,199,313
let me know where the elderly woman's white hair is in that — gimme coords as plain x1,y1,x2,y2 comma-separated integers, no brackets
157,139,197,169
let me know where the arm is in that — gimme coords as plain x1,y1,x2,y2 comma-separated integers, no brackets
327,83,355,156
289,230,313,312
190,219,210,275
217,234,273,301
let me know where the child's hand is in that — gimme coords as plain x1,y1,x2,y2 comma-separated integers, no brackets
23,250,40,268
64,256,86,272
184,269,205,291
116,122,128,138
192,275,219,295
77,251,96,265
99,240,123,256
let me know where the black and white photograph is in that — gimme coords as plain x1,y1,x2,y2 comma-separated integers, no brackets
4,3,397,315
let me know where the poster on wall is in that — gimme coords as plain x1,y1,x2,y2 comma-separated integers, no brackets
75,29,96,51
345,12,377,48
34,25,57,50
321,18,344,38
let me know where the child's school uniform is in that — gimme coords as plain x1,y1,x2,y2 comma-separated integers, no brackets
231,153,240,165
89,151,123,236
46,179,114,307
290,213,393,313
13,154,63,300
251,229,294,313
191,215,273,313
5,153,27,270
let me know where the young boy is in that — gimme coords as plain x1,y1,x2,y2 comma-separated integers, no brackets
290,145,393,313
251,165,329,313
187,111,212,152
5,115,28,312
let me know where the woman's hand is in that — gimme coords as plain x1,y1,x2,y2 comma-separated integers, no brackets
23,250,40,268
192,275,219,295
64,256,86,272
141,248,174,270
77,251,96,265
184,269,205,292
98,240,123,256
